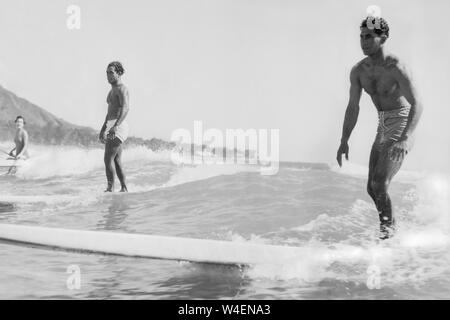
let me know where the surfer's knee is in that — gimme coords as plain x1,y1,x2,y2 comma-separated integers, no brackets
371,179,389,196
104,149,114,163
104,157,115,170
114,157,121,166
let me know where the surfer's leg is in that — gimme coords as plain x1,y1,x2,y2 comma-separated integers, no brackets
367,144,380,204
104,139,120,192
370,143,404,238
113,139,127,192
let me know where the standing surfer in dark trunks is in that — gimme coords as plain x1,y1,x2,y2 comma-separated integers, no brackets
99,61,130,192
336,16,423,239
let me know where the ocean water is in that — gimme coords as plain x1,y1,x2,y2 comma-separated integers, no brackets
0,144,449,299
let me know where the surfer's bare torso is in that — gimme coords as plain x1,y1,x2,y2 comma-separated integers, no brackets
353,55,412,112
106,84,129,121
14,129,29,158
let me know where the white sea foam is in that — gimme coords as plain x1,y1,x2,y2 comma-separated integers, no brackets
1,145,259,213
232,174,450,284
12,145,172,179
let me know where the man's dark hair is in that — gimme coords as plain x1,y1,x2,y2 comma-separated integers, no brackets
107,61,125,76
15,115,25,124
361,17,389,37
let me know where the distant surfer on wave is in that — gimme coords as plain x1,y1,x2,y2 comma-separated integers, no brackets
336,16,423,239
99,61,129,192
9,116,29,160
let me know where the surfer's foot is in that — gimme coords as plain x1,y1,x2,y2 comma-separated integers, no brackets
104,185,114,192
379,223,396,240
120,185,128,192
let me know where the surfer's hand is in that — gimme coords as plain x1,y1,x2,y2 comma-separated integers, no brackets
99,131,106,144
107,131,115,140
336,141,349,167
109,125,118,134
107,126,117,140
390,139,409,162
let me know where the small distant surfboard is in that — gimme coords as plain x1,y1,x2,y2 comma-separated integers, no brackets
0,158,24,167
0,224,307,265
0,158,24,174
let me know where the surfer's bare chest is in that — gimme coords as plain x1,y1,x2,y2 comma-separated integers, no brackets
107,89,121,118
359,62,400,98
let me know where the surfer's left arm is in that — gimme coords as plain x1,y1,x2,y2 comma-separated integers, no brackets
390,63,424,162
110,86,129,133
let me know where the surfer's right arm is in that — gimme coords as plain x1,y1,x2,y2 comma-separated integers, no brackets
337,65,362,167
99,116,108,143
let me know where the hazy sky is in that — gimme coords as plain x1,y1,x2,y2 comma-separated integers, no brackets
0,0,449,171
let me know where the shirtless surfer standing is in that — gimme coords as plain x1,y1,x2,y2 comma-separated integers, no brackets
99,61,130,192
9,116,29,160
336,17,423,239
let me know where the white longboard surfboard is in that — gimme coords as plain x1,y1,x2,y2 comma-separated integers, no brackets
0,224,307,265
